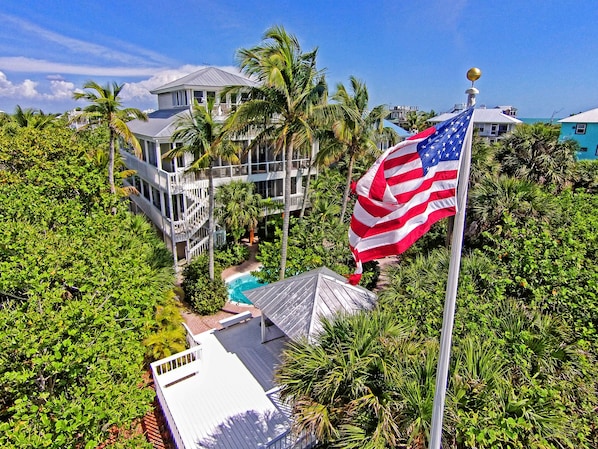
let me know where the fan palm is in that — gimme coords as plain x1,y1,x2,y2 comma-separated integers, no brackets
73,81,147,195
496,123,577,191
165,98,240,281
228,25,328,279
277,311,428,448
468,175,552,236
216,180,263,243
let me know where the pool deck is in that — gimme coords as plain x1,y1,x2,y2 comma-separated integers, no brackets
183,243,263,335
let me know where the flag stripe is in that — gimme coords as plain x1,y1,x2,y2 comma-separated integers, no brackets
350,188,457,239
347,107,474,285
351,206,455,261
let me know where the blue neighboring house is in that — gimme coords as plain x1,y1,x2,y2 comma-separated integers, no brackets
558,107,598,160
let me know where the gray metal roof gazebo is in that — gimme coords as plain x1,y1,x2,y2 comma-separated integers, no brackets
244,267,377,343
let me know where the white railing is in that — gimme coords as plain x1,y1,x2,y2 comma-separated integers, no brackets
150,346,203,449
262,430,317,449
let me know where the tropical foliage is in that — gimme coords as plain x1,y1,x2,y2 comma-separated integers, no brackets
181,254,228,315
73,81,147,195
255,168,379,290
495,122,578,191
166,98,240,281
0,124,179,448
216,180,263,243
276,121,598,448
321,76,397,222
230,25,327,279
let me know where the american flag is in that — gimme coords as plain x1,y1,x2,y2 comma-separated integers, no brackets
348,108,474,285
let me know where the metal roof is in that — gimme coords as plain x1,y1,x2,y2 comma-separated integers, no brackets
127,108,187,139
383,119,411,138
559,107,598,123
244,267,377,343
430,108,522,125
151,66,257,94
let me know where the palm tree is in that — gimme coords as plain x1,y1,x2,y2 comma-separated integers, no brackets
216,180,263,243
322,76,398,223
467,175,552,237
73,81,147,195
495,122,577,191
3,106,59,135
165,98,240,281
277,311,444,448
229,25,327,279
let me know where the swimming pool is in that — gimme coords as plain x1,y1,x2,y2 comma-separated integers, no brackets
226,273,266,305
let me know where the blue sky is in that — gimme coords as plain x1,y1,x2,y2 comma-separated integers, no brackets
1,0,597,118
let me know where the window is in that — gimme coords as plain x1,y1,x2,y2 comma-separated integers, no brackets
194,90,204,104
575,123,587,134
163,194,171,219
147,141,157,167
580,147,588,152
172,90,188,107
595,145,598,156
151,187,161,210
207,91,216,102
142,180,150,200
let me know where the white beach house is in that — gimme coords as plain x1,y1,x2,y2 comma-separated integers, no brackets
122,66,314,265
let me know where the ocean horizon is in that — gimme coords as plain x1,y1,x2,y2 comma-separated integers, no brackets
519,117,562,124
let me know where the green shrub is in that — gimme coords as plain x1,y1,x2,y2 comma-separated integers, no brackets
572,160,598,193
143,290,187,361
182,255,228,315
215,242,250,267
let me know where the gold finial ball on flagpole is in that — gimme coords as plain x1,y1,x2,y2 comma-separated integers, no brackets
466,67,481,83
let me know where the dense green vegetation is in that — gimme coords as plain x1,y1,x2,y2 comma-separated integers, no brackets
0,118,180,447
276,123,598,448
2,24,598,449
181,254,228,315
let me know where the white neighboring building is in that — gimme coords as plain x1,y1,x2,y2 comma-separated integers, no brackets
430,106,521,143
122,67,314,264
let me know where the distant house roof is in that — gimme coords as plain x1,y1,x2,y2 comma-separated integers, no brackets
127,108,186,139
558,107,598,123
244,267,377,343
151,66,257,94
383,119,411,138
430,108,522,125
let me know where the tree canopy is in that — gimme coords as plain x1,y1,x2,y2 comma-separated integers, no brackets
0,123,179,448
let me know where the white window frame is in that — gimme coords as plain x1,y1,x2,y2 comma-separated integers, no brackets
172,90,188,107
575,123,587,134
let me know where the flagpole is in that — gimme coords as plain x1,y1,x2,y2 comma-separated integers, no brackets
428,68,481,449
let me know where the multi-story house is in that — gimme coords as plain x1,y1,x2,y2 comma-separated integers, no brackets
430,105,521,143
558,107,598,160
122,67,314,265
385,105,420,129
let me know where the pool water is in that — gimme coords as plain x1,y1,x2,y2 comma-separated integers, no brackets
226,273,266,305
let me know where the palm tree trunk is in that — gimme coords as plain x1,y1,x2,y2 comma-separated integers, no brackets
299,160,313,218
279,141,294,280
108,128,116,195
339,154,355,223
208,166,215,281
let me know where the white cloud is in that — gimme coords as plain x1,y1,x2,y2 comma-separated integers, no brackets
0,57,164,77
48,79,76,99
120,65,246,102
120,65,203,101
0,14,175,67
0,71,75,101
